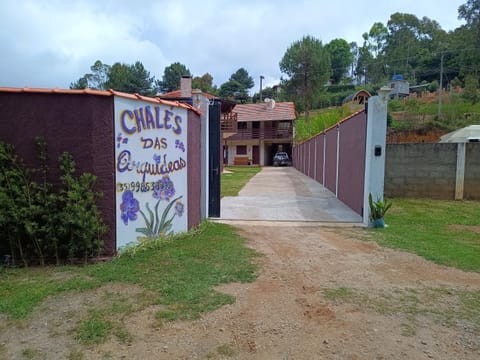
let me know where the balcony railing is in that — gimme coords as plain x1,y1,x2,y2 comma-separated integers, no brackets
221,112,237,132
229,127,293,141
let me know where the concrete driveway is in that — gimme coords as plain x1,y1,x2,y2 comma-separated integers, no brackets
220,167,363,223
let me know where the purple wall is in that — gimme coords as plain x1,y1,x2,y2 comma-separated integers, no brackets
0,90,204,255
293,110,367,216
0,92,116,255
337,112,367,214
187,111,201,228
324,128,338,194
315,135,325,184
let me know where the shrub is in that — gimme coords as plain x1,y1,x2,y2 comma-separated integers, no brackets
0,139,107,266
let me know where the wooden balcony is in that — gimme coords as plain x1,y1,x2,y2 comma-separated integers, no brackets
221,112,238,139
221,112,237,132
229,127,293,141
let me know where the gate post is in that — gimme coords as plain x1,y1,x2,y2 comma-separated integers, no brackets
363,88,390,225
193,91,211,220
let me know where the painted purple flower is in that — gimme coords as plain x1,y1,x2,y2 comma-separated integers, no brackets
120,190,139,225
153,175,175,201
175,139,185,152
117,133,129,148
153,153,161,164
116,133,123,148
174,200,184,217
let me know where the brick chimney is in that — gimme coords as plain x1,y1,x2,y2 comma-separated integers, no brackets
180,75,192,98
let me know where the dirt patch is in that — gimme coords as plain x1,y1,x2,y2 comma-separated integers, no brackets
448,224,480,234
1,225,480,359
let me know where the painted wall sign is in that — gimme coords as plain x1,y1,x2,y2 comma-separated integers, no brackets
114,97,188,249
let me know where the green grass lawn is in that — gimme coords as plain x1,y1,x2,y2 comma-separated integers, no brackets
221,166,261,197
0,222,259,323
375,198,480,272
0,165,261,342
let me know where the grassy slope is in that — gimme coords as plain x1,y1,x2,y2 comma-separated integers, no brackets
296,95,480,142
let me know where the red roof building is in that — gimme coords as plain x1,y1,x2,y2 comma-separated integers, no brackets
225,99,296,166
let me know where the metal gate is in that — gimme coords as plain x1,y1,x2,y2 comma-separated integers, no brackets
293,111,368,216
292,94,389,225
208,100,221,217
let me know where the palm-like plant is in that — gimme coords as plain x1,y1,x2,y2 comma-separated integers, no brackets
368,193,392,223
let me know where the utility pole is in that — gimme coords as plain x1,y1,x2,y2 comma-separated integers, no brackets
259,75,264,102
438,53,444,119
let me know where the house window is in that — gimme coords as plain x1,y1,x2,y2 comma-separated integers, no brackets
237,122,247,130
236,145,247,155
277,121,290,130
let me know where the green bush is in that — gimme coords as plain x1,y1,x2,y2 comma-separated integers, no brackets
428,80,439,93
0,139,107,266
463,75,479,104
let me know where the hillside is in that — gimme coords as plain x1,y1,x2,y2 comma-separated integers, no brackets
295,89,480,144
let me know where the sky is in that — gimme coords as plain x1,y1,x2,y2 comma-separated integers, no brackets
0,0,467,93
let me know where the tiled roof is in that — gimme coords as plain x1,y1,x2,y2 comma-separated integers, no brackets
160,89,217,99
0,87,201,114
235,101,296,122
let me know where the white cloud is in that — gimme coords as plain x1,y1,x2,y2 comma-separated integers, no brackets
0,0,467,90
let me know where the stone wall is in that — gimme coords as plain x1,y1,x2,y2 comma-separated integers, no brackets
385,143,480,200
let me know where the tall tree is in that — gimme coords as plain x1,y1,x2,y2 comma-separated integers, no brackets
218,80,249,103
457,0,480,77
413,17,449,84
459,0,480,30
384,13,425,81
279,35,331,121
325,38,354,84
364,22,388,58
70,60,156,95
157,62,191,93
105,61,155,96
229,68,254,91
70,60,110,90
218,68,254,102
192,73,217,94
359,22,389,84
350,42,360,84
70,76,89,90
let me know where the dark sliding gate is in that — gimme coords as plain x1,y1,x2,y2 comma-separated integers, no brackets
208,99,221,217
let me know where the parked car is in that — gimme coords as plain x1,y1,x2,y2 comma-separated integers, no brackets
273,152,291,166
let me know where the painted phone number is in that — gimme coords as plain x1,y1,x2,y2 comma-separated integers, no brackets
116,181,160,193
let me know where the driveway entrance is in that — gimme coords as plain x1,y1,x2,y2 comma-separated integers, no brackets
220,167,362,222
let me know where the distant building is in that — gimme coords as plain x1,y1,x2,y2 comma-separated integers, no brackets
389,75,410,99
224,99,296,166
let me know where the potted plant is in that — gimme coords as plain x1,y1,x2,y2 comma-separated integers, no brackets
368,193,392,228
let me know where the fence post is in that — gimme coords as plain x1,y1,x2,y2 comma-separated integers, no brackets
455,142,466,200
336,125,340,197
323,133,326,186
